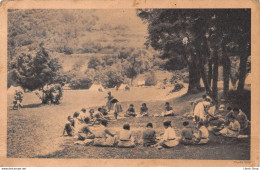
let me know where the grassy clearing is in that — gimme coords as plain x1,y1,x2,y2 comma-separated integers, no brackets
7,87,250,159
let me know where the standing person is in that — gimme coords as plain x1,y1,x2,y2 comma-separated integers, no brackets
62,116,75,136
142,123,157,147
194,122,210,144
193,99,211,124
105,91,114,112
179,121,195,145
157,121,179,148
93,119,117,146
110,99,122,120
118,124,136,148
138,103,149,117
161,102,175,117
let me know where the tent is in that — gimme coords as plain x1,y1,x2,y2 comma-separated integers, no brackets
7,86,23,95
118,84,128,90
89,84,105,92
137,80,145,87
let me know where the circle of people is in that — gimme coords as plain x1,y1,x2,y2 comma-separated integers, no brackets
62,92,250,149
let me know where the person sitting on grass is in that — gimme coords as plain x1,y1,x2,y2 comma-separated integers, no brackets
62,116,75,136
78,108,87,123
156,121,179,149
214,115,240,138
194,122,210,144
92,108,105,125
161,102,176,117
73,112,81,131
179,121,196,145
118,124,136,148
138,103,149,117
77,117,95,142
100,106,108,116
124,104,137,117
230,108,249,131
93,119,117,147
142,123,156,147
88,109,95,120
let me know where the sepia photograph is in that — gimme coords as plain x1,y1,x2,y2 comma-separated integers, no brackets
0,0,259,167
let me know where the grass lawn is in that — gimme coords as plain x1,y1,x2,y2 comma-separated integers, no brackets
7,87,250,159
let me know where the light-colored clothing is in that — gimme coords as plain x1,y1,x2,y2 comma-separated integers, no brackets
93,125,117,146
161,106,174,116
159,127,179,148
219,120,240,137
118,129,135,148
196,126,209,144
236,110,249,129
194,101,211,122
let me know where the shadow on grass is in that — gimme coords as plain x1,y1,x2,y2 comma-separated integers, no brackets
22,103,43,108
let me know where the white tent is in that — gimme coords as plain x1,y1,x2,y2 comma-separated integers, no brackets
89,84,105,92
7,86,23,95
137,80,145,87
118,84,128,90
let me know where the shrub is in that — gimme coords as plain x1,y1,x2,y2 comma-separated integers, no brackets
69,77,93,89
64,46,73,55
145,72,156,86
101,70,123,88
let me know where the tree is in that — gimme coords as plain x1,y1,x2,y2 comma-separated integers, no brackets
9,43,64,102
88,57,101,70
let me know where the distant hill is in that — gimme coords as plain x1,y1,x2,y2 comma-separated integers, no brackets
8,9,148,71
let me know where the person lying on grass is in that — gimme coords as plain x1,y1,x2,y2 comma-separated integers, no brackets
77,117,95,141
62,116,75,136
156,121,179,149
93,119,117,146
118,124,136,148
179,121,196,145
138,103,149,117
214,115,240,138
124,104,137,117
161,102,176,117
142,123,156,147
194,122,210,144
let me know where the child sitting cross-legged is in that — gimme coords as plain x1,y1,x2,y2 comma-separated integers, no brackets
117,124,136,148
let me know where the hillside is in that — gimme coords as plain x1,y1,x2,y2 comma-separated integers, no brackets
8,9,148,71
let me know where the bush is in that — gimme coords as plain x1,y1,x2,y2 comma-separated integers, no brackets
101,70,123,88
69,77,93,89
64,46,73,55
145,72,156,86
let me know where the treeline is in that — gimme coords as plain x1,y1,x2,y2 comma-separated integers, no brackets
137,9,251,101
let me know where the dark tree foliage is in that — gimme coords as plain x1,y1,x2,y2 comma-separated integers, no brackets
137,9,250,98
9,43,64,91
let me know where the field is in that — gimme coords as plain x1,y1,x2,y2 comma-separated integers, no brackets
7,86,250,159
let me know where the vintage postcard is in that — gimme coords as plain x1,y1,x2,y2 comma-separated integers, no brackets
0,0,259,167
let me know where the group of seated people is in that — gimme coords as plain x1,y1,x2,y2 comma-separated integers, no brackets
124,102,177,118
191,94,250,138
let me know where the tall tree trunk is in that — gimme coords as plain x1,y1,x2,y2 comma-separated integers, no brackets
222,48,231,97
201,67,212,94
208,58,213,87
237,55,248,92
188,64,201,93
212,49,219,102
